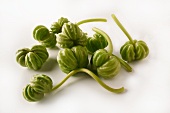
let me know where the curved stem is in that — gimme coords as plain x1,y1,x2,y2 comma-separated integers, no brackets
113,55,132,72
52,68,124,94
76,18,107,26
92,27,113,54
111,14,134,43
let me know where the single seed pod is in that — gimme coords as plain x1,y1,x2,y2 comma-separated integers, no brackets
57,22,87,48
120,40,149,62
91,49,121,79
23,84,44,102
111,14,149,62
16,45,49,70
57,46,89,74
50,17,69,34
23,74,53,102
33,25,56,48
86,33,108,54
30,74,53,93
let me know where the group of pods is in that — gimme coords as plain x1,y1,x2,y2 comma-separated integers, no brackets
16,14,149,102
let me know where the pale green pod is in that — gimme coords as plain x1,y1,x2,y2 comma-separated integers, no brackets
50,17,69,34
30,74,53,93
91,49,121,79
57,22,87,48
23,84,44,102
33,25,56,48
16,45,49,70
23,74,53,102
120,40,149,62
57,46,89,74
86,33,108,54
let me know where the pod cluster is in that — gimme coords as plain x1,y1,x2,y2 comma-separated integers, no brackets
16,14,149,102
16,45,48,70
23,74,53,102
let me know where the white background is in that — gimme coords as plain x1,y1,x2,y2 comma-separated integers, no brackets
0,0,170,113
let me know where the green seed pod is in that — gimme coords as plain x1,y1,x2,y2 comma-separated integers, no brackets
112,14,149,62
30,74,53,93
91,49,121,79
50,17,69,34
57,22,87,48
33,25,56,48
23,74,53,102
16,45,49,70
86,33,108,54
57,46,89,74
120,40,149,62
23,84,44,102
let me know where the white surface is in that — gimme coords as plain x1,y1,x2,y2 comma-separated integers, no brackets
0,0,170,113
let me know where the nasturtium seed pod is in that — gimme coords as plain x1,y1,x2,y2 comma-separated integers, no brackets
120,40,149,62
23,84,44,102
23,74,53,102
57,46,89,74
112,14,149,62
91,49,121,79
50,17,69,34
33,25,56,48
30,74,53,93
16,45,49,70
57,22,87,48
86,33,108,54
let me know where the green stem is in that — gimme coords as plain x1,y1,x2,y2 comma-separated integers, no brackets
111,14,134,43
114,55,132,72
92,27,113,54
52,68,124,94
76,18,107,26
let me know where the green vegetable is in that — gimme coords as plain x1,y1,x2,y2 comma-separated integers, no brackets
57,18,107,48
16,45,49,70
51,17,70,34
91,27,132,75
111,14,149,62
33,25,56,48
23,69,124,102
86,33,108,54
23,74,52,102
57,46,89,74
57,22,88,48
91,49,121,79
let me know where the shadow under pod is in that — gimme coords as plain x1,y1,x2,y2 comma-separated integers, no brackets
39,58,58,72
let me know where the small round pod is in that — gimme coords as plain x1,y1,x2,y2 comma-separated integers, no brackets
23,84,44,102
111,14,149,62
57,22,87,48
33,25,56,48
57,46,89,74
23,74,53,102
120,40,149,62
30,74,53,93
91,49,121,79
50,17,69,34
86,33,108,54
16,45,49,70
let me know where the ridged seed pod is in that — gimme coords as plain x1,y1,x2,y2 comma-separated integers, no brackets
57,46,89,74
33,25,56,48
50,17,69,34
120,40,149,62
86,33,108,54
30,74,53,93
23,84,44,102
16,45,49,70
91,49,121,79
23,74,53,102
57,22,87,48
112,14,149,62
